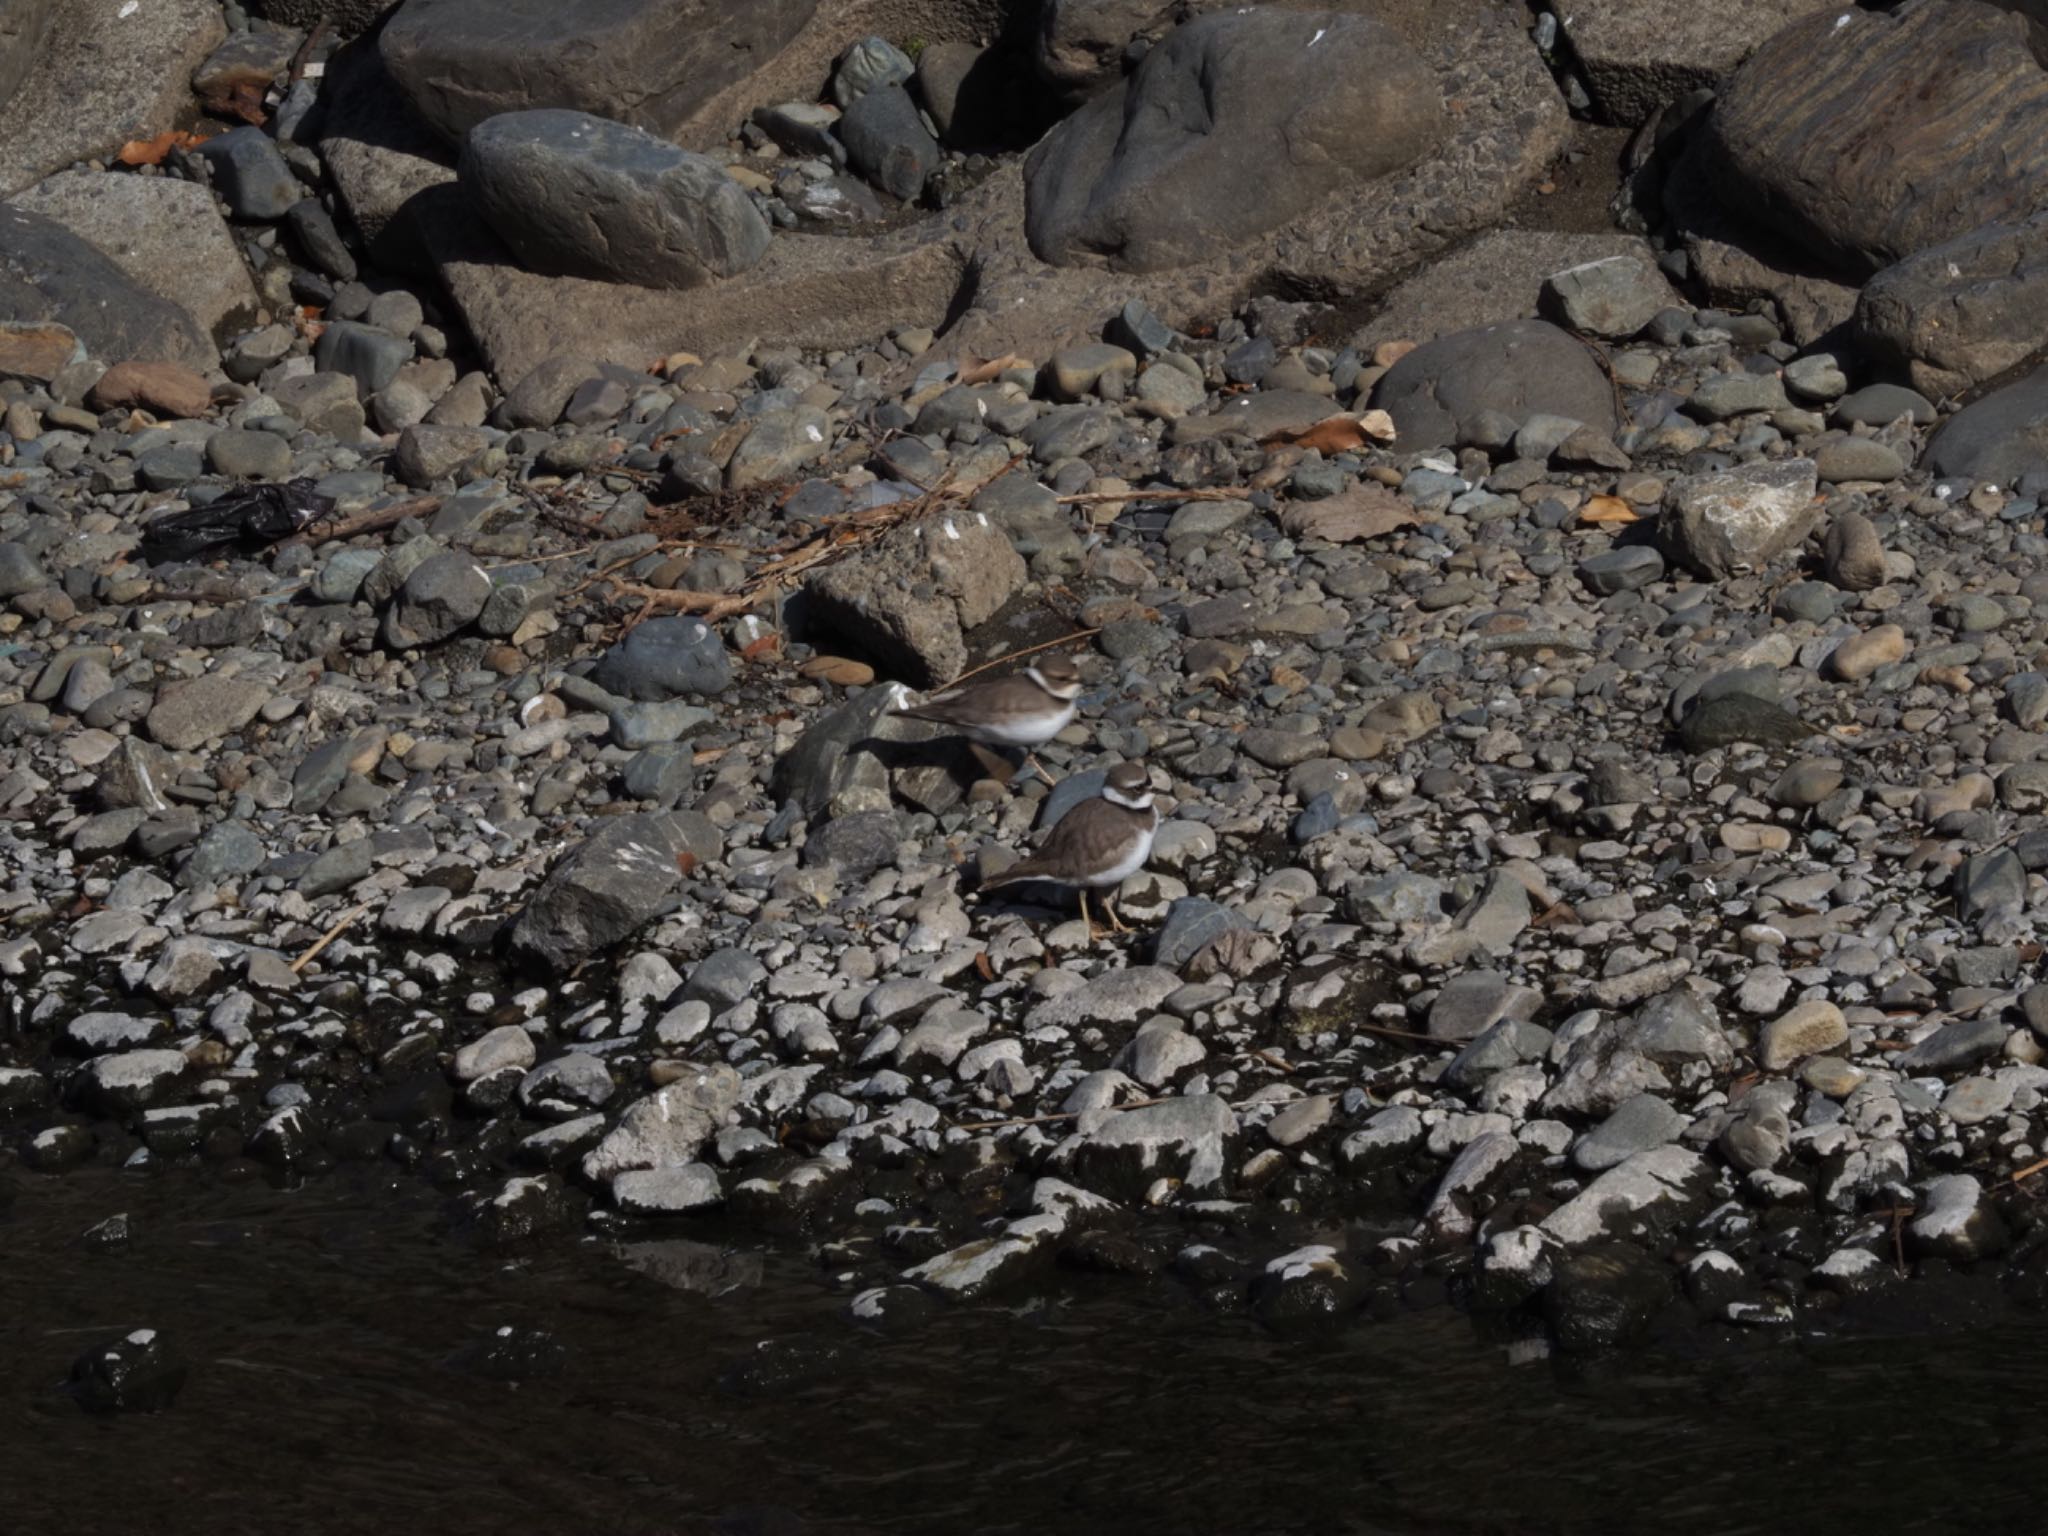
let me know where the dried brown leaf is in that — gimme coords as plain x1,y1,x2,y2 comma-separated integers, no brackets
1261,411,1398,455
1578,494,1639,526
957,352,1032,387
117,130,209,166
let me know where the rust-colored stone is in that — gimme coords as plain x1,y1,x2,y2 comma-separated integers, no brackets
87,359,214,420
0,320,79,383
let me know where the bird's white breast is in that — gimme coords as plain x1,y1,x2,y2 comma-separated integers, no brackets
1086,821,1156,888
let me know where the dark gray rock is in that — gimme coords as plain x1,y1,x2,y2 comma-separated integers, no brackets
1023,8,1443,272
1926,365,2048,486
0,206,211,370
285,198,359,282
1539,252,1675,339
1579,545,1664,596
1542,1240,1673,1352
1897,1016,2008,1073
1855,212,2048,399
393,423,490,487
1370,319,1617,451
384,550,490,647
0,538,43,596
459,109,770,288
272,372,366,438
1677,694,1815,752
314,320,411,397
507,809,723,968
380,0,819,144
589,616,732,701
179,820,266,889
1572,1094,1688,1174
70,1328,187,1414
1956,848,2028,924
802,808,901,879
192,126,302,220
205,427,292,481
837,83,940,202
1835,383,1936,428
1153,897,1253,970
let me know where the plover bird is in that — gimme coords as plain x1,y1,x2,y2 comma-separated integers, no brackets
894,653,1083,782
978,760,1158,937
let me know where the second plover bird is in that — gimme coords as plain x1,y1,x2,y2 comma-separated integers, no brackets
978,760,1158,938
894,653,1082,782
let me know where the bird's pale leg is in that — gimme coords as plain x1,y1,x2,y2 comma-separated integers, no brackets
1079,889,1099,942
1024,752,1059,787
1102,891,1130,934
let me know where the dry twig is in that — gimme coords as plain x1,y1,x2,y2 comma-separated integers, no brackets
290,901,370,973
285,495,442,550
943,629,1101,688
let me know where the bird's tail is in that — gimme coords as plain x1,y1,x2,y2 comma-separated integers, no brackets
976,858,1047,894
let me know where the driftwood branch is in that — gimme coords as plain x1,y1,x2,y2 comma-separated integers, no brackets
287,495,443,549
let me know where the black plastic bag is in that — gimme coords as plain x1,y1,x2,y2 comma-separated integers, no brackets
139,479,338,565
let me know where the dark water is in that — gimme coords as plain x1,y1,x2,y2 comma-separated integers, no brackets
3,1168,2045,1536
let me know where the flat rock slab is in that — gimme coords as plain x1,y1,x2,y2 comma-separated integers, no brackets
380,0,819,144
1350,230,1661,350
0,204,212,370
1559,0,1839,127
0,0,224,197
424,197,972,386
1705,2,2048,279
0,1,54,115
9,170,260,338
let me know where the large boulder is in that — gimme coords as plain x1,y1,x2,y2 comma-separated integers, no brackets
805,513,1027,687
1924,364,2048,486
0,0,222,197
246,0,401,34
0,205,212,369
1704,2,2048,280
1023,8,1443,272
1854,213,2048,400
1555,0,1838,128
380,0,820,144
459,110,770,288
1368,318,1617,450
9,170,260,338
507,810,722,969
0,0,52,116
